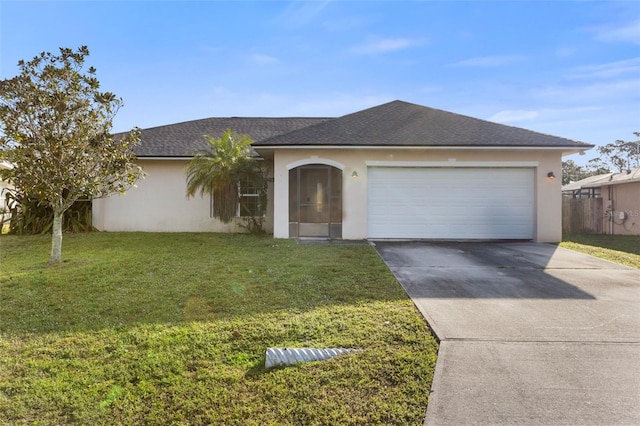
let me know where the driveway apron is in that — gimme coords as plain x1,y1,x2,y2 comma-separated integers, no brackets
375,241,640,426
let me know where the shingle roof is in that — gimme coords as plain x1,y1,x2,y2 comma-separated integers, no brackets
129,100,593,157
252,100,593,148
582,167,640,188
132,117,330,157
562,167,640,192
562,173,614,192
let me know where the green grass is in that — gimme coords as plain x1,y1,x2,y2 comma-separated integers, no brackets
0,233,437,425
559,234,640,268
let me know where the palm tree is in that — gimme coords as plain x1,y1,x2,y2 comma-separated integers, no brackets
186,130,265,224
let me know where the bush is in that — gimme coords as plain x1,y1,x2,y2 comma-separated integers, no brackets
3,190,93,235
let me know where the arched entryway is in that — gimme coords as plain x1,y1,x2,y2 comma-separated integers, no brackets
289,165,342,238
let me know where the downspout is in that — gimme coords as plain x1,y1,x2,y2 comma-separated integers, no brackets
609,185,614,235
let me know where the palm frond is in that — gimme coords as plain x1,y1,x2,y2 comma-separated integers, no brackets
185,130,264,225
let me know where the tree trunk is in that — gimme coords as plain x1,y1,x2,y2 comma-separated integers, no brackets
49,208,64,265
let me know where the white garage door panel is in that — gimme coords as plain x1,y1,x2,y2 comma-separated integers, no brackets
367,167,534,239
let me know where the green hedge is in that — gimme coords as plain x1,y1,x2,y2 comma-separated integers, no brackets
2,191,93,235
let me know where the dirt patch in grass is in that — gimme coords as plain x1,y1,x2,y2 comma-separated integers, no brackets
182,295,216,321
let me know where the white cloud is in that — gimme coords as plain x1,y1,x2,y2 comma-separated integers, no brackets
533,78,640,102
248,53,279,65
569,57,640,79
280,94,393,116
447,55,526,67
595,18,640,45
322,15,374,32
489,110,539,123
489,106,603,125
416,86,441,95
481,106,614,149
197,87,392,118
275,0,332,29
198,45,223,53
555,47,575,58
350,37,426,55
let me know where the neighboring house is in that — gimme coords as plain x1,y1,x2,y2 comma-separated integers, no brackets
0,160,14,216
563,168,640,236
562,173,613,199
93,100,594,242
0,161,14,230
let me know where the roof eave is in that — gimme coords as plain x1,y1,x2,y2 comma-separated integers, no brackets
583,177,640,188
135,156,193,160
253,144,593,151
135,155,264,161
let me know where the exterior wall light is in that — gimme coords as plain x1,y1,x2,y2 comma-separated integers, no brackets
352,171,359,178
547,171,556,179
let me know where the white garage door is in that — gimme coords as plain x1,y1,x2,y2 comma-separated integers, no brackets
367,167,534,239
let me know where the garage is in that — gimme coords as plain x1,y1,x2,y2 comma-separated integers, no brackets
367,167,535,239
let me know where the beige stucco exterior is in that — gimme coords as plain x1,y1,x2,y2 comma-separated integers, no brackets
92,159,272,233
0,161,14,217
602,181,640,236
93,148,564,242
0,180,11,212
270,147,563,242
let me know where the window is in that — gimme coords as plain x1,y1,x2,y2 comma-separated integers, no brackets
238,178,265,217
208,177,266,219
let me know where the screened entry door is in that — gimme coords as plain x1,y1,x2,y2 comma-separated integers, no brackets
289,165,342,238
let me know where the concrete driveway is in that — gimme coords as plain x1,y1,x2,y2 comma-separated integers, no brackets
375,241,640,426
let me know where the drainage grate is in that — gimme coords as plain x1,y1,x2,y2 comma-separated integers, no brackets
265,347,357,369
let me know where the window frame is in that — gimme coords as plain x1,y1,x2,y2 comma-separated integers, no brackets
237,178,264,218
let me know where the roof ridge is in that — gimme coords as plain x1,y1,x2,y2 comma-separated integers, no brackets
131,116,333,133
131,117,331,157
389,100,589,146
253,99,594,148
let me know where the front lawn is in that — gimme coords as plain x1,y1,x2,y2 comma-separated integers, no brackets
0,233,437,425
559,234,640,269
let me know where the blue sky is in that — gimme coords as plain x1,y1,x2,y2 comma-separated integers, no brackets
1,1,639,164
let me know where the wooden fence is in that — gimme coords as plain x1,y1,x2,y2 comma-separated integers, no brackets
562,198,603,234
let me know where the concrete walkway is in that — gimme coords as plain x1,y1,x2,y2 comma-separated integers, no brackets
375,241,640,426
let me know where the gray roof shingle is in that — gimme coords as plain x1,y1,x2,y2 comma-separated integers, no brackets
132,117,330,157
582,167,640,188
252,100,593,148
129,100,593,157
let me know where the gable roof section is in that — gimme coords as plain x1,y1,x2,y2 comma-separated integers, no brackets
133,117,330,157
129,100,594,158
252,100,593,149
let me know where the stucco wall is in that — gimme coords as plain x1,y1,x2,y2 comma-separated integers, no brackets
92,160,272,233
0,182,11,208
272,148,563,242
93,150,565,241
602,182,640,236
0,162,13,214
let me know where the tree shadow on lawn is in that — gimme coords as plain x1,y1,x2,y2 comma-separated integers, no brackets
0,236,410,335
